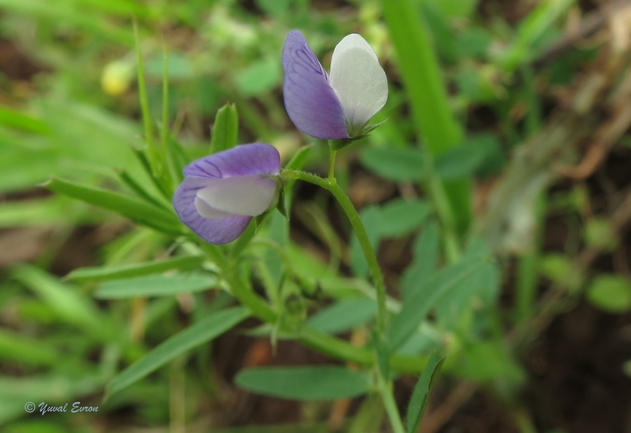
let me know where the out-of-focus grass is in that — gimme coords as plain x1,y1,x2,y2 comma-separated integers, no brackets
0,0,619,431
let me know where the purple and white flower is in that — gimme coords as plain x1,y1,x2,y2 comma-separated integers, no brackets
282,30,388,140
172,143,281,245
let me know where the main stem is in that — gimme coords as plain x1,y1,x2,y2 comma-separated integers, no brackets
282,170,388,335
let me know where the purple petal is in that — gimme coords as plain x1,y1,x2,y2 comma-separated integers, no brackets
282,30,348,140
184,143,281,179
173,177,251,245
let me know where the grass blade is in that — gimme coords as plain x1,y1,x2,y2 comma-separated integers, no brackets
406,352,445,433
106,307,249,397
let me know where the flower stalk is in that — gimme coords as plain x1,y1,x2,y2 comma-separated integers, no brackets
282,169,388,336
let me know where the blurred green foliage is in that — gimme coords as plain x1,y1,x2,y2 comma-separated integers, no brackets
0,0,624,431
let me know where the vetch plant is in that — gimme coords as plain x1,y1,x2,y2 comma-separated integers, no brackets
282,30,388,142
43,22,484,433
172,143,282,244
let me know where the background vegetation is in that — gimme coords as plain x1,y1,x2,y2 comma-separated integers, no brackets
1,0,630,432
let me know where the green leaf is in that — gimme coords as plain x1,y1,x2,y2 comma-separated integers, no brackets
499,0,574,72
406,352,445,433
0,329,60,366
434,144,487,180
350,206,381,279
379,198,432,238
285,144,314,172
0,374,102,422
210,103,239,153
66,255,205,282
348,394,385,433
107,307,249,396
235,58,281,97
587,274,631,313
166,135,188,185
455,341,525,384
118,169,170,210
264,211,289,291
423,0,478,18
0,105,50,134
255,0,291,17
435,239,500,327
420,2,458,62
12,265,112,341
388,254,489,351
540,253,582,291
0,197,92,227
284,144,314,208
235,366,370,401
307,298,377,334
44,176,182,236
95,273,217,299
584,217,617,251
457,28,491,58
381,0,471,235
401,222,441,298
360,147,424,182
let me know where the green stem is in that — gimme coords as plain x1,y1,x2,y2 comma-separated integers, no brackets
328,142,337,180
282,170,388,335
161,42,170,169
378,374,406,433
133,19,159,176
198,242,276,323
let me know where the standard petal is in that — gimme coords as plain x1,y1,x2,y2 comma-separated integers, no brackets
184,143,281,178
330,33,378,70
173,177,251,244
282,30,348,140
196,175,278,216
329,42,388,134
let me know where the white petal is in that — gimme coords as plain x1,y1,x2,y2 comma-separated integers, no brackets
196,175,277,217
331,34,378,70
329,39,388,134
194,196,235,220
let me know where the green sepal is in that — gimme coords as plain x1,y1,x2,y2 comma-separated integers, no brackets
330,119,388,151
248,175,286,233
253,213,267,232
359,118,388,135
276,187,288,219
209,103,239,154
